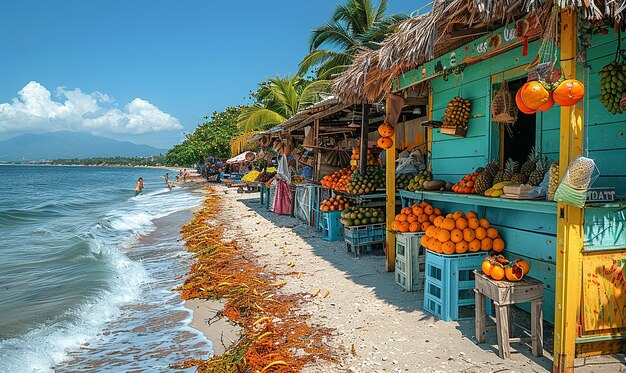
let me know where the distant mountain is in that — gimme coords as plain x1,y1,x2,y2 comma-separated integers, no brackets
0,132,167,162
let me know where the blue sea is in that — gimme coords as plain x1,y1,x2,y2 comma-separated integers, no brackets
0,165,211,372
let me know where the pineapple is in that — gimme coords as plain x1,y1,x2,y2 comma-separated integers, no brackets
511,172,527,184
503,158,519,181
529,156,550,186
547,161,560,200
521,147,539,176
474,160,497,195
492,168,505,185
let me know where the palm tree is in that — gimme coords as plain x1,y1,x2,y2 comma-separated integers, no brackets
298,0,406,79
237,76,330,132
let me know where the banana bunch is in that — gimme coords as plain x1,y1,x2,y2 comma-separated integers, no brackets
484,181,516,197
442,96,471,128
323,151,351,168
599,60,626,114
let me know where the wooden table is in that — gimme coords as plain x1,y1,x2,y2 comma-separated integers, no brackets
474,270,544,359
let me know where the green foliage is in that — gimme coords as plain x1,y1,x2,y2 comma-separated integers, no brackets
237,76,330,132
166,107,242,167
298,0,406,79
49,155,166,166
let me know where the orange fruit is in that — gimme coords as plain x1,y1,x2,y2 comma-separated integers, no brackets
433,207,442,216
406,214,417,223
481,237,493,251
401,207,411,215
420,235,429,247
479,218,490,229
455,241,469,254
455,217,468,230
468,239,481,252
442,241,456,254
421,221,431,231
428,214,437,223
475,227,487,240
391,220,400,231
425,225,436,238
399,221,410,233
445,213,454,219
505,265,524,281
466,210,477,219
432,240,442,253
492,238,505,252
514,259,530,274
409,222,420,232
423,205,434,215
413,206,423,216
418,214,429,223
397,214,407,222
481,258,493,276
434,216,445,228
468,217,480,229
486,227,499,239
442,218,455,231
452,210,465,220
437,229,451,243
450,229,463,243
463,228,475,242
490,264,505,280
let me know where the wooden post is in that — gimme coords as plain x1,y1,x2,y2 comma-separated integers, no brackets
313,118,320,181
360,103,369,175
385,98,396,272
553,10,584,373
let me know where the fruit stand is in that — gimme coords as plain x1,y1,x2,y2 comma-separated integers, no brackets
330,4,626,369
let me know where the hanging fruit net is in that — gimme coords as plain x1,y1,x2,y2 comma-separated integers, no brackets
528,8,561,87
491,79,518,123
554,156,597,207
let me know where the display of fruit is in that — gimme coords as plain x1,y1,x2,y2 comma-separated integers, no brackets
599,60,626,114
481,255,530,282
350,148,377,170
241,170,261,182
256,171,276,182
473,160,499,195
320,196,350,212
340,206,385,226
528,155,550,186
553,79,585,107
452,171,478,194
483,181,516,197
516,89,537,114
406,170,431,191
442,96,471,129
320,167,352,191
323,150,351,168
396,173,413,189
346,165,384,195
392,201,441,233
547,161,559,201
421,209,506,255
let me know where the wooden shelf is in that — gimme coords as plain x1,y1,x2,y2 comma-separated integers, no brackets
398,190,557,215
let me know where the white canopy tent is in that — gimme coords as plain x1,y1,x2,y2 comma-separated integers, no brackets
226,151,255,164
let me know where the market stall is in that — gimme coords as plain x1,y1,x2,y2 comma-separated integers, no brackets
332,2,626,370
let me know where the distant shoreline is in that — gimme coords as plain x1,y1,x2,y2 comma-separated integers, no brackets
0,163,181,172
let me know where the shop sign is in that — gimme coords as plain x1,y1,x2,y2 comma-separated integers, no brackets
586,187,616,203
395,16,541,91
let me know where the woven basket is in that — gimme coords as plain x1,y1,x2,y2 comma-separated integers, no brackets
491,80,518,124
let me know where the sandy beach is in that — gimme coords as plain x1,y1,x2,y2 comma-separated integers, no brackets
179,184,625,372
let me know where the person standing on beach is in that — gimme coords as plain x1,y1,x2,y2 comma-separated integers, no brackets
134,177,143,196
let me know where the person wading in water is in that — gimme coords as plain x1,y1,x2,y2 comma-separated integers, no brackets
134,177,143,196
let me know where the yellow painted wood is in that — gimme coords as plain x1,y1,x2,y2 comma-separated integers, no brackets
581,253,626,334
427,91,433,170
385,97,397,272
554,10,585,373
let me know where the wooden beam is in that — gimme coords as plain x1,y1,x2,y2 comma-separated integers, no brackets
553,10,584,373
313,118,320,182
360,103,369,176
289,103,350,132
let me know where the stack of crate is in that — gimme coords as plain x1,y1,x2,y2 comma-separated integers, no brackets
395,232,426,291
344,223,385,257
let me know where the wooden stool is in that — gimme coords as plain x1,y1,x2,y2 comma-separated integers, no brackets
473,270,544,359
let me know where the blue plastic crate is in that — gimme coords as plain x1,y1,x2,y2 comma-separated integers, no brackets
344,223,386,257
423,251,489,321
321,211,344,241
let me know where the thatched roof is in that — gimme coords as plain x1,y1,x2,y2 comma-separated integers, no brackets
333,0,626,104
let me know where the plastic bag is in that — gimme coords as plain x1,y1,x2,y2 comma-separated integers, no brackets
396,157,418,176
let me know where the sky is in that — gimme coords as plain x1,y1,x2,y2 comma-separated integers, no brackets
0,1,423,149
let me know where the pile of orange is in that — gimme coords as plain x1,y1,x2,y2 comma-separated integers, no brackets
452,171,479,194
391,201,441,233
320,167,352,191
481,255,530,281
420,210,506,255
320,196,349,212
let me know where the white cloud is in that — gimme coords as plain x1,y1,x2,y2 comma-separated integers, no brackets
0,81,182,135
